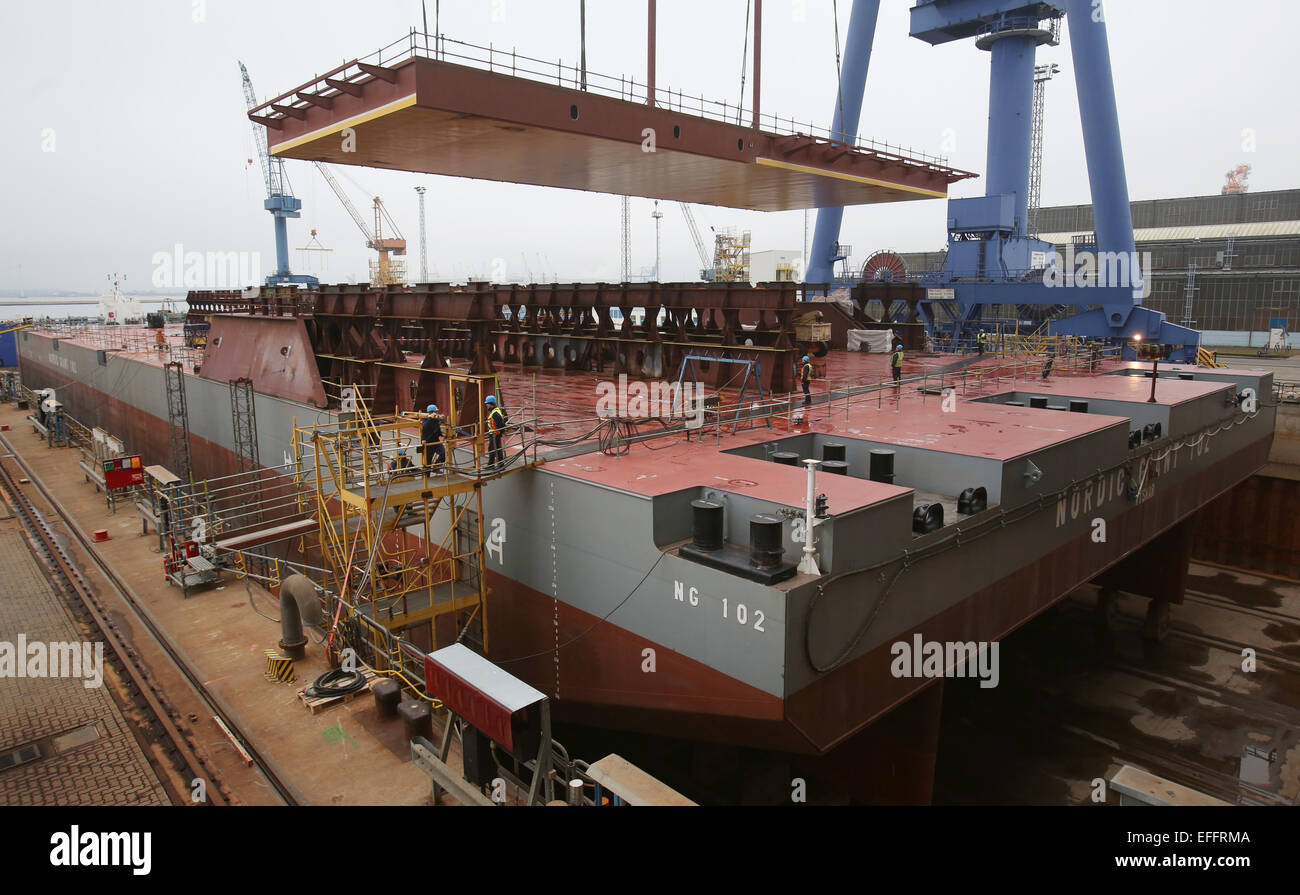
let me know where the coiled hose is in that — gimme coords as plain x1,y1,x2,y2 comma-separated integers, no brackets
304,668,369,699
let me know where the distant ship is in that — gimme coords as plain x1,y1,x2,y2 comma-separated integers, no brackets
98,274,142,324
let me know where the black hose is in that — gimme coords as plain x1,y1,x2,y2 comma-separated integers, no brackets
304,668,369,698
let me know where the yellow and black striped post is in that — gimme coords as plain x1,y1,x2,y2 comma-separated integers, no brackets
264,649,295,684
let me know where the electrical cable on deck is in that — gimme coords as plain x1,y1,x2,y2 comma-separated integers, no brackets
304,668,369,698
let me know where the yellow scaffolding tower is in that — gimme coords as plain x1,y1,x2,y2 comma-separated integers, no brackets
292,376,535,658
712,228,751,282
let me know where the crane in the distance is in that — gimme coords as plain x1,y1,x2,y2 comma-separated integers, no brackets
239,62,317,287
313,163,408,286
677,203,715,282
1222,164,1252,196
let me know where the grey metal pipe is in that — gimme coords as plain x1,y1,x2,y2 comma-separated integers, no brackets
279,573,325,659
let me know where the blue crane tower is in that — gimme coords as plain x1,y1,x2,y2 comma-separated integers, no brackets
808,0,1198,361
240,62,318,287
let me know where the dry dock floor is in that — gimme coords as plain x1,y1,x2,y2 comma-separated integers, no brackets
0,525,169,806
0,404,474,806
935,571,1300,805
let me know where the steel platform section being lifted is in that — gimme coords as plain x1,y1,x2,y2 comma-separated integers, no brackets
250,35,976,212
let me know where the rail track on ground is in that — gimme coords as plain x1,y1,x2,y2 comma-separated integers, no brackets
0,435,299,806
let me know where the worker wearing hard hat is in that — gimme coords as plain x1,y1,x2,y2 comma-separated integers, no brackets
420,404,445,467
387,446,415,474
891,343,904,384
484,396,507,470
800,355,813,406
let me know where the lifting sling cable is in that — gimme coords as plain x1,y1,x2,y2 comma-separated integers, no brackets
737,0,751,124
833,0,847,143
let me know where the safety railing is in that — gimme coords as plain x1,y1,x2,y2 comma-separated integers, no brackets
162,462,316,558
27,321,205,367
565,346,1127,454
974,13,1062,43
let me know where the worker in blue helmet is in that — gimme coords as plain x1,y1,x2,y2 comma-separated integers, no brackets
421,403,445,468
800,355,813,406
484,395,506,470
387,445,414,474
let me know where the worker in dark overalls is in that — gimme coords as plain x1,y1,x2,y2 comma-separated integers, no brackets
387,447,414,474
485,395,506,470
420,404,445,468
800,355,813,406
891,343,904,385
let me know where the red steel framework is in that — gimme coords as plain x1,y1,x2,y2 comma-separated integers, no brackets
188,281,813,412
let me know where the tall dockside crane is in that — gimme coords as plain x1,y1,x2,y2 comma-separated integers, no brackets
239,62,317,286
313,163,407,286
810,1,1197,359
678,203,715,282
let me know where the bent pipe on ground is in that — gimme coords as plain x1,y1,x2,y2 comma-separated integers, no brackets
279,573,325,659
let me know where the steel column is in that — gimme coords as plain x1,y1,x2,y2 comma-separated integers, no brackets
985,34,1037,237
752,0,762,129
806,0,882,284
272,214,291,279
1066,0,1136,260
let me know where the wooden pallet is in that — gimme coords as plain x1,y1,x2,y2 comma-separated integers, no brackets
297,668,379,715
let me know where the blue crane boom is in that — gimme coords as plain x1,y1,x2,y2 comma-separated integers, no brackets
240,62,318,287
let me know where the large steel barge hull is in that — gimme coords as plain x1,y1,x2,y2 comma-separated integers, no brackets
18,329,1277,760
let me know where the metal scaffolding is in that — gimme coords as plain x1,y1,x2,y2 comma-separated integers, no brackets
229,378,260,475
291,378,538,658
712,228,752,282
163,361,193,483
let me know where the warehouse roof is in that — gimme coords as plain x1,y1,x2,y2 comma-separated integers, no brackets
1040,220,1300,246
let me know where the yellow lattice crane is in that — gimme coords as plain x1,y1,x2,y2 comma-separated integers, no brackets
313,163,407,286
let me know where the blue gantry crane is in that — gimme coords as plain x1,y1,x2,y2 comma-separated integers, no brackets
809,0,1198,361
240,62,318,287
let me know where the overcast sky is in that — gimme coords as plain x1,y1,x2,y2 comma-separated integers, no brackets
3,0,1295,292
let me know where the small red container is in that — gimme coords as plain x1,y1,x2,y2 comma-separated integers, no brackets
92,529,111,542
